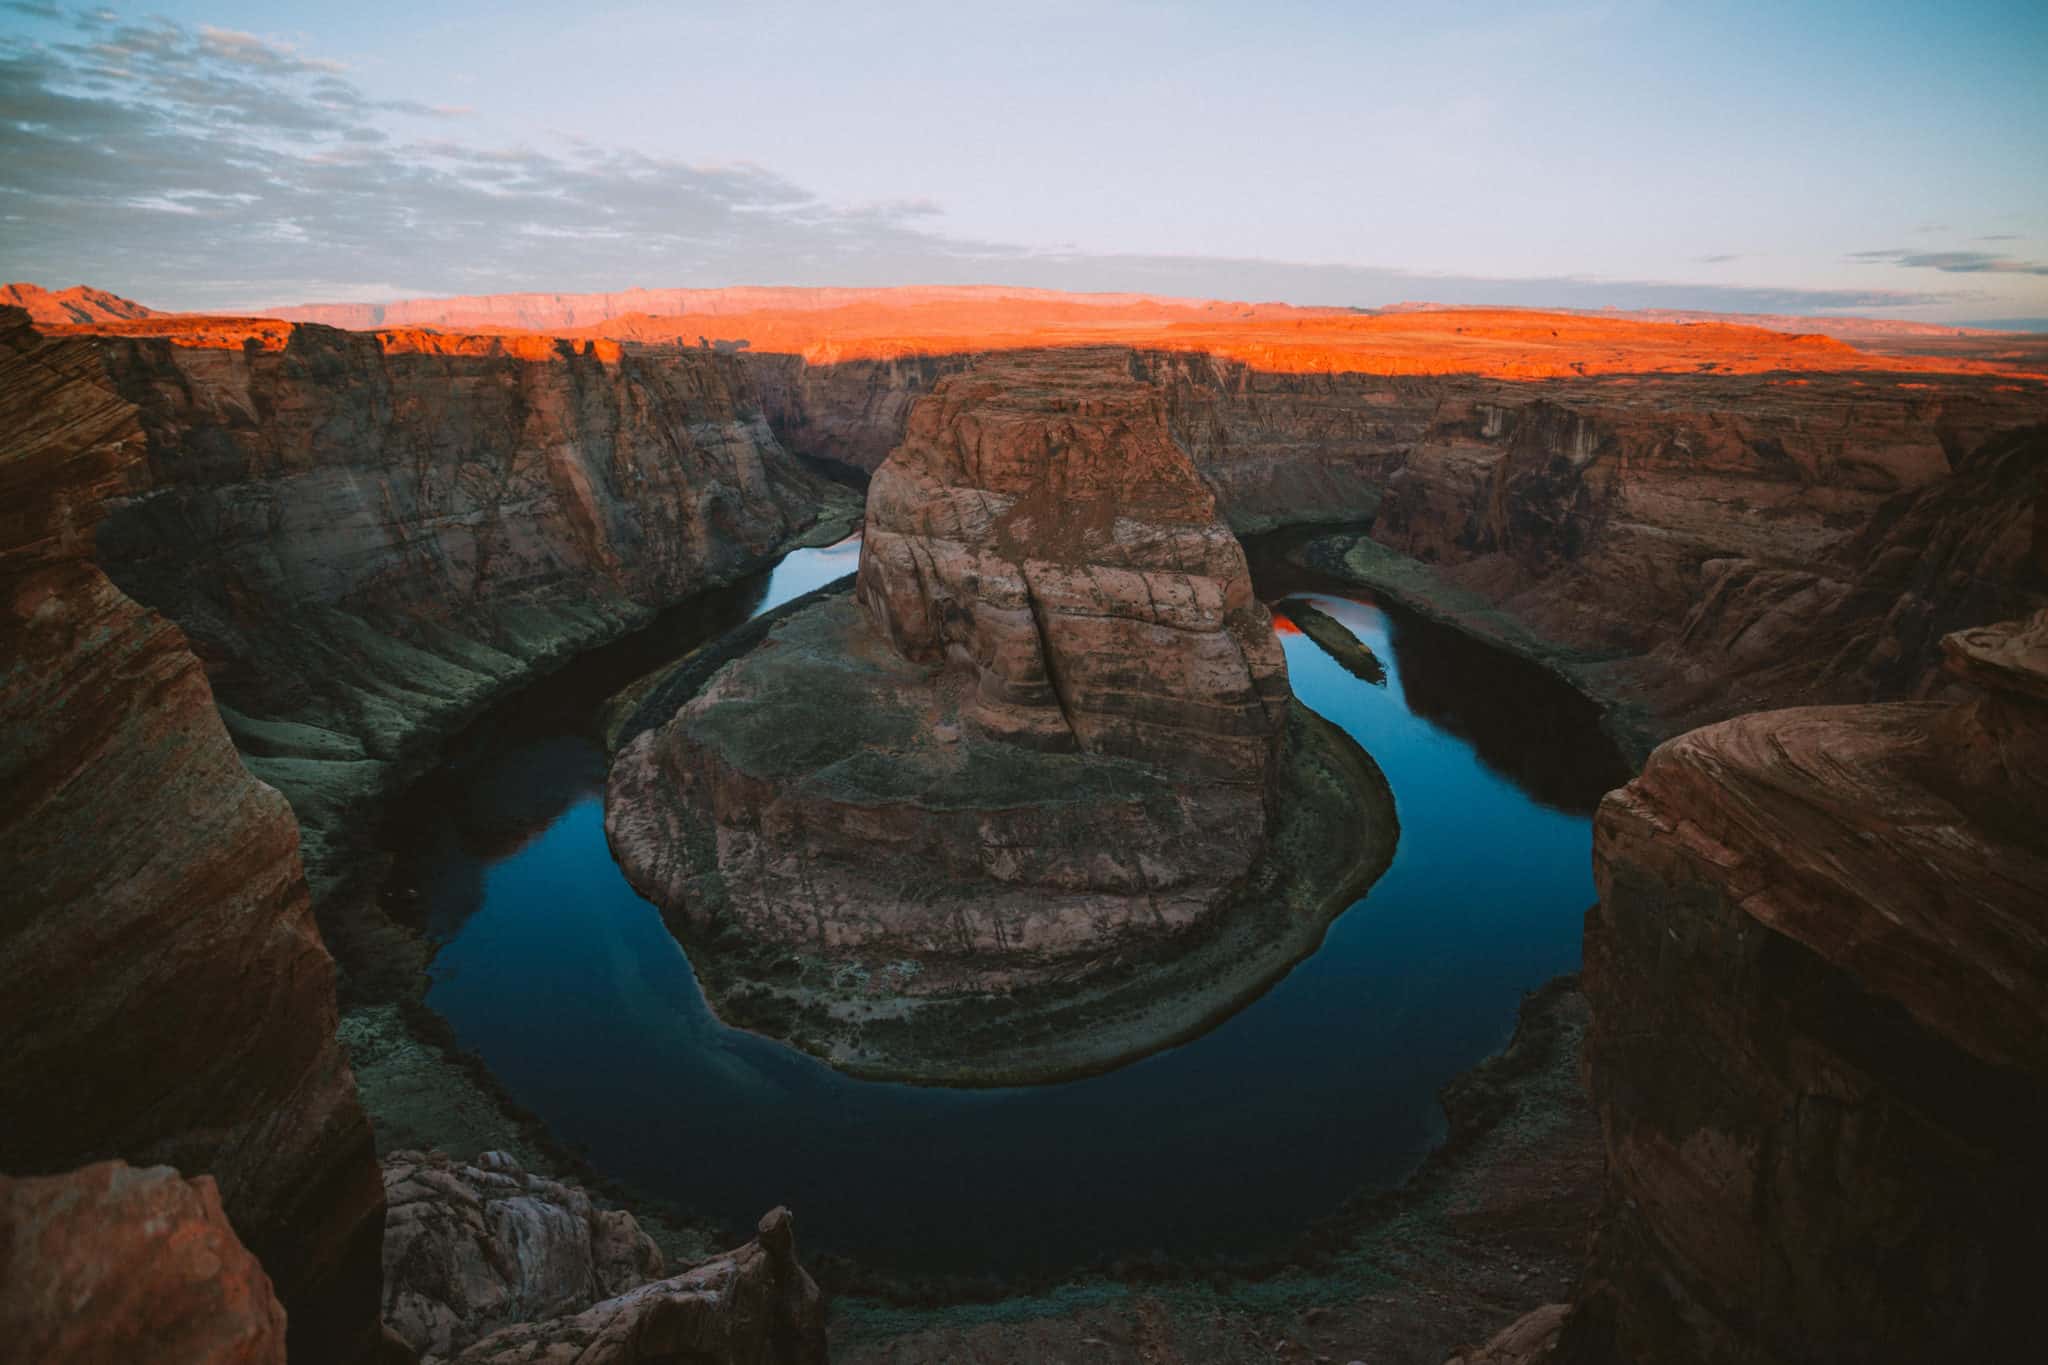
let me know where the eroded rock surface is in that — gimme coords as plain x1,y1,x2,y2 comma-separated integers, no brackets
74,318,843,905
0,308,384,1363
610,349,1391,1081
763,343,2047,731
855,348,1289,780
1565,609,2048,1362
381,1150,664,1359
448,1207,825,1365
0,1161,287,1365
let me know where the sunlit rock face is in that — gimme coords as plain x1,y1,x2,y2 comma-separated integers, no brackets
1563,609,2048,1363
855,347,1290,782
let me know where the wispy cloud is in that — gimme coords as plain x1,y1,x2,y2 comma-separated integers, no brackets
1694,253,1741,264
0,8,1967,316
1850,248,2048,277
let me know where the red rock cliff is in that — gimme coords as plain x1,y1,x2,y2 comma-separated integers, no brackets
1562,609,2048,1362
0,308,385,1364
856,348,1289,782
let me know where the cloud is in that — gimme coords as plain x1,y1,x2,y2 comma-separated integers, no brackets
1850,248,2048,276
0,8,1969,316
1694,253,1741,264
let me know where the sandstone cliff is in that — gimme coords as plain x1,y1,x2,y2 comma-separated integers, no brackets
0,308,385,1363
0,1162,289,1365
610,348,1391,1082
76,318,844,907
1548,609,2048,1362
856,348,1290,779
754,344,2045,732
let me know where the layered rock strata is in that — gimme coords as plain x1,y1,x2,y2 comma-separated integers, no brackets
759,347,2047,727
610,349,1392,1082
0,308,385,1363
1549,609,2048,1362
0,1162,288,1365
74,317,845,906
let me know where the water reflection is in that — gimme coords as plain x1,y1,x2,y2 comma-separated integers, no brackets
382,531,1624,1277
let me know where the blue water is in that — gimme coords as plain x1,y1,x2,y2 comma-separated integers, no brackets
387,534,1624,1276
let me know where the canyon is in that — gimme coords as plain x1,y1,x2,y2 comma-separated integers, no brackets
607,347,1392,1081
2,283,2044,1362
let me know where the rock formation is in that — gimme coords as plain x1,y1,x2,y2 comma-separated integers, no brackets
0,308,385,1363
380,1150,666,1358
610,348,1391,1081
0,1162,288,1365
753,339,2046,732
1527,608,2048,1362
445,1207,825,1365
66,317,843,909
854,349,1291,777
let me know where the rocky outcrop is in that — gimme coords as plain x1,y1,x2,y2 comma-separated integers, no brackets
1559,609,2048,1362
381,1150,665,1359
855,348,1290,779
447,1207,824,1365
76,319,842,905
759,343,2046,729
0,1161,288,1365
610,348,1392,1082
0,308,385,1363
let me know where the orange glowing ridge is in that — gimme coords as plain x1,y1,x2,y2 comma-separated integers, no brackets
35,286,2048,383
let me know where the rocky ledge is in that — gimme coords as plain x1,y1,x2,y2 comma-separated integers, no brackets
379,1150,823,1364
1465,608,2048,1363
608,350,1395,1082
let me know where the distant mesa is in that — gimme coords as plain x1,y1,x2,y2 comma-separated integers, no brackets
0,282,156,325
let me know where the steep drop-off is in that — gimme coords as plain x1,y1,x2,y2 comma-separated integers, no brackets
609,349,1393,1082
76,319,848,912
761,344,2044,733
0,308,385,1364
1539,610,2048,1363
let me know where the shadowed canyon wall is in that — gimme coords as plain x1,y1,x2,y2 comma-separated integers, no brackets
1542,609,2048,1363
80,320,844,903
0,308,385,1363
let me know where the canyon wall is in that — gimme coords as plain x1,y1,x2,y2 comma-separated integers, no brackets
82,321,843,900
758,347,2046,726
0,309,386,1363
1552,610,2048,1363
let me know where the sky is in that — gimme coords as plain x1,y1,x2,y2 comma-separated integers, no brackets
2,0,2045,320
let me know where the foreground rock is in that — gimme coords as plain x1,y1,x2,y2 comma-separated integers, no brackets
1549,609,2048,1361
610,349,1393,1082
0,308,384,1363
0,1162,286,1365
448,1207,825,1365
382,1150,665,1359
